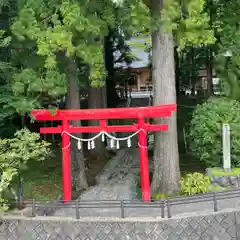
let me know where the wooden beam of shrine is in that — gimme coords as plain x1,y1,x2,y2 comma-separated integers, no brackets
39,124,168,134
31,104,176,121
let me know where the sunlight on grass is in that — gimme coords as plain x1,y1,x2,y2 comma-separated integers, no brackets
17,156,62,201
211,168,240,176
22,171,62,201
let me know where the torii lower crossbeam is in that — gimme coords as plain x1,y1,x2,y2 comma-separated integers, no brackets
31,104,176,202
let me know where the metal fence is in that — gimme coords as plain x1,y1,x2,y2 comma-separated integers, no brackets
8,188,240,219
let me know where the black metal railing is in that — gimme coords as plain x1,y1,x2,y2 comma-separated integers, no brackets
6,188,240,219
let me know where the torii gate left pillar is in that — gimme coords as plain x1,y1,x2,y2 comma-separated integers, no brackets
61,119,71,201
31,104,176,202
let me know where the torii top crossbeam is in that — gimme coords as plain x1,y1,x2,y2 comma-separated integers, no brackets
31,104,176,120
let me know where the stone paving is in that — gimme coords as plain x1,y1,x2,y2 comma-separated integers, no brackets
80,148,140,201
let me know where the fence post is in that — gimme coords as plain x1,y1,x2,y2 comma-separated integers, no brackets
222,123,231,171
120,200,125,218
213,192,218,212
76,199,80,219
32,199,36,217
161,200,165,218
237,176,240,188
167,200,171,218
17,174,23,210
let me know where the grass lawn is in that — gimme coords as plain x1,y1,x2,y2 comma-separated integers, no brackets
15,149,62,201
210,168,240,176
21,166,62,201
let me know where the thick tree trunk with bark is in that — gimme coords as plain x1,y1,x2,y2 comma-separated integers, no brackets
207,0,214,97
66,57,88,191
206,47,214,96
104,33,119,108
150,0,181,195
88,85,109,159
174,47,180,102
190,47,196,95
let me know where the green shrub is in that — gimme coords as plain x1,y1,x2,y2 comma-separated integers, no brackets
180,172,211,195
189,97,240,167
152,173,225,198
0,128,51,211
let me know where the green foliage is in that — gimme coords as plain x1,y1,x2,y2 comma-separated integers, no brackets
215,52,240,101
177,46,208,88
10,0,117,82
189,98,240,167
21,168,61,201
0,128,51,210
0,30,11,47
162,0,215,49
0,0,142,115
123,0,215,50
150,172,225,199
213,0,240,100
0,44,67,116
180,172,211,195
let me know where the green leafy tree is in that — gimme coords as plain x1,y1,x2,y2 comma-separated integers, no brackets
2,0,120,190
175,46,205,93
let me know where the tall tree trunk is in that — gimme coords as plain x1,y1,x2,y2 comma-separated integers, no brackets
174,47,180,102
104,33,119,108
206,0,214,97
191,47,195,95
206,47,214,96
101,83,107,109
66,57,88,191
88,35,109,158
88,85,109,159
150,0,180,195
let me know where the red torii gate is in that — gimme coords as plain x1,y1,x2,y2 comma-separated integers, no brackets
31,104,176,202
